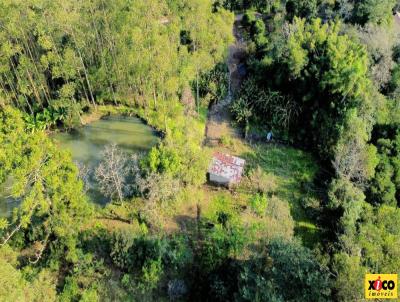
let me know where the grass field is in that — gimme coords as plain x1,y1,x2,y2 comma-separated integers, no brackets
158,136,323,248
241,144,321,246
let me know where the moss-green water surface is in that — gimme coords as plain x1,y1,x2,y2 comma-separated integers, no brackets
0,115,159,216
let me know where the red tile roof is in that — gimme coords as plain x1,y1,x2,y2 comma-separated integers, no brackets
209,152,245,183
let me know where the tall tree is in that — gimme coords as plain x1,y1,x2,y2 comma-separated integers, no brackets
0,106,92,263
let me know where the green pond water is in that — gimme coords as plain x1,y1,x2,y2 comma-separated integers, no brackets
0,115,159,216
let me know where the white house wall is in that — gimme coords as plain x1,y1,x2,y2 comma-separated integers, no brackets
209,174,230,185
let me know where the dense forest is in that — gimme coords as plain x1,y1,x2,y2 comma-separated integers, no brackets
0,0,400,301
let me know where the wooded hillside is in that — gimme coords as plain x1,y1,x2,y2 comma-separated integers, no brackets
1,0,400,301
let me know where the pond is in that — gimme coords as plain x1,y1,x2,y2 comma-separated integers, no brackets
0,115,159,216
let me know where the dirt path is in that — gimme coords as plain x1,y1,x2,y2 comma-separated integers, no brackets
205,15,246,146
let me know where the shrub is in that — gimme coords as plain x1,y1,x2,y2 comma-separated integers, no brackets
237,238,331,302
110,229,135,270
137,172,181,204
198,62,229,107
264,196,294,240
204,195,239,226
247,166,278,194
220,135,234,147
300,195,320,210
145,144,182,175
198,225,247,274
163,235,193,272
249,193,268,217
128,237,167,273
137,259,163,293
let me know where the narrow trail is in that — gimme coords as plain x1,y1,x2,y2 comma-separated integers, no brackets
205,15,246,147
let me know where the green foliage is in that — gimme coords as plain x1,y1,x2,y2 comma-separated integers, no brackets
138,100,209,187
246,165,278,194
370,153,397,204
204,195,240,226
287,18,372,155
333,110,378,184
219,134,234,147
356,204,400,272
197,196,249,277
80,289,99,302
146,144,182,175
59,262,103,302
285,0,318,21
0,253,32,301
110,229,136,270
109,230,193,298
129,236,167,271
198,63,229,106
23,105,81,133
224,9,400,302
237,238,331,302
110,232,168,295
249,193,268,217
242,11,257,28
368,124,400,206
0,106,92,263
353,0,396,25
332,253,366,302
197,224,247,274
241,17,375,161
328,178,365,235
389,64,400,92
230,97,253,137
231,96,252,132
217,0,281,13
111,230,190,274
243,144,318,243
233,78,299,135
241,12,268,52
0,0,233,127
0,246,56,302
163,235,193,272
137,259,163,292
333,203,400,301
264,196,295,240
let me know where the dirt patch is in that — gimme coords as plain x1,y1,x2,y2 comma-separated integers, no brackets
80,109,104,125
205,17,246,147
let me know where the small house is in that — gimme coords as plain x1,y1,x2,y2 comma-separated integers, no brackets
208,152,245,186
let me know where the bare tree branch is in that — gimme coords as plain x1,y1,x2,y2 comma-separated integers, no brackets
29,231,50,264
1,223,21,246
95,144,137,202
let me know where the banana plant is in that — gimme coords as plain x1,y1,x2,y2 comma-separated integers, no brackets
24,114,47,133
24,108,58,133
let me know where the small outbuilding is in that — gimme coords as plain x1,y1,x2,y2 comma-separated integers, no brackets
208,152,245,186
